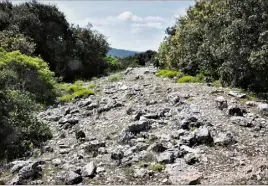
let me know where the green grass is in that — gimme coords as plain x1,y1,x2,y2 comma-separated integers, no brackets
108,73,123,82
156,69,181,78
187,97,193,102
58,80,94,102
177,75,198,83
148,163,165,172
88,83,96,89
212,80,222,87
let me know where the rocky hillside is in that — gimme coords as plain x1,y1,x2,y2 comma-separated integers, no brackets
1,66,268,185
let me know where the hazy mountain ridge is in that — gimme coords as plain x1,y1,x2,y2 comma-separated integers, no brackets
108,48,141,58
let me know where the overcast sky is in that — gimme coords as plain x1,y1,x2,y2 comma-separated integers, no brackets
11,0,195,51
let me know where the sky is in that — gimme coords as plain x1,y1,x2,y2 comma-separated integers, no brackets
11,0,195,51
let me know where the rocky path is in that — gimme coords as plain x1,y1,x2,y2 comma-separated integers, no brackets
2,66,268,185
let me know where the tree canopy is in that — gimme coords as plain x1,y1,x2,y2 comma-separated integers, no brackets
158,0,268,92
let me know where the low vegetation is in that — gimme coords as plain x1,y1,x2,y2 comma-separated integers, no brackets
58,80,95,102
108,73,123,82
148,163,165,172
0,48,54,161
158,0,268,92
177,75,198,83
156,69,181,78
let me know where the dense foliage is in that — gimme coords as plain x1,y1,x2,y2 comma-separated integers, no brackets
0,1,109,81
0,0,113,161
106,55,121,72
158,0,268,92
0,48,54,161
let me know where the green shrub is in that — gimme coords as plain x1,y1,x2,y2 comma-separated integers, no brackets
148,163,165,172
108,74,123,82
156,69,181,78
66,84,81,93
196,73,206,83
0,48,56,104
0,50,55,161
0,30,36,55
73,89,94,98
106,55,121,72
58,81,94,102
178,75,198,83
59,94,74,102
212,80,222,87
0,89,52,161
88,83,96,89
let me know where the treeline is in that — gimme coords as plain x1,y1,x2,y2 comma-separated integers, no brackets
119,50,158,68
158,0,268,92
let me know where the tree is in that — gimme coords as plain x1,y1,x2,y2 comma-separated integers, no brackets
159,0,268,92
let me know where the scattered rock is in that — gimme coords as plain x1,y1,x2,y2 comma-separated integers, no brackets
78,97,92,107
52,159,62,166
118,130,135,144
180,145,199,154
227,104,246,116
149,143,167,153
215,96,228,110
10,160,31,173
194,126,213,145
18,160,44,179
214,132,236,146
168,167,202,185
168,94,181,105
258,103,268,116
84,140,106,152
157,151,175,164
75,130,86,140
230,116,253,127
228,91,246,98
127,120,150,134
82,161,96,177
184,153,199,165
246,101,258,107
63,171,83,185
111,150,124,160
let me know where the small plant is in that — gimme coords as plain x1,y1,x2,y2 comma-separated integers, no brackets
58,80,94,102
156,69,181,78
190,127,196,132
148,163,165,172
108,73,123,82
177,75,198,83
73,89,94,98
88,83,96,89
212,80,222,87
187,97,193,102
196,73,206,83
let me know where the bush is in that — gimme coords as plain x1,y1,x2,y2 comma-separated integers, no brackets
58,81,94,102
212,80,222,87
108,74,123,82
156,69,181,78
178,75,198,83
0,48,56,104
106,55,121,72
0,71,52,161
0,30,36,55
158,0,268,92
148,163,165,172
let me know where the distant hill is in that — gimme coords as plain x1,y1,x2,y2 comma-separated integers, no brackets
108,48,140,58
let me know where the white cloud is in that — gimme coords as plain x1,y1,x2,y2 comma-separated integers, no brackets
117,11,143,22
131,22,165,30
